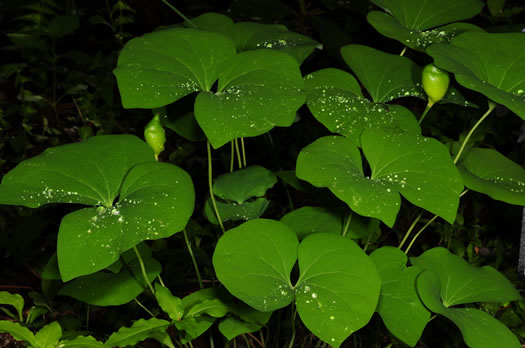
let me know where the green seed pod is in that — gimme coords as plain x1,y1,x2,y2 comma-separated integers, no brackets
422,63,450,106
144,114,166,159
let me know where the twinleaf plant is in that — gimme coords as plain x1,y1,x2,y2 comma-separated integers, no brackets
1,1,524,347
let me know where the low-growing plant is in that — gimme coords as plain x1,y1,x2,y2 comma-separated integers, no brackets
1,0,525,347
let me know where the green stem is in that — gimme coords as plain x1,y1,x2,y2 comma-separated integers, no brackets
398,211,423,249
453,100,496,164
363,233,373,252
183,228,204,289
241,137,247,167
207,141,226,233
133,246,155,295
230,140,235,173
287,303,297,348
418,103,432,125
159,0,197,28
234,138,243,169
134,298,155,317
157,274,166,287
341,212,353,238
399,46,407,56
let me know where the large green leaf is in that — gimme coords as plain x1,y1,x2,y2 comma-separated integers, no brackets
369,247,430,346
35,321,62,348
114,28,236,108
340,45,421,103
58,255,161,306
195,49,305,148
367,10,484,51
427,32,525,119
0,291,24,321
189,12,236,39
57,161,194,281
295,233,381,347
417,270,521,348
369,0,484,30
213,219,298,312
105,318,171,347
411,247,520,306
213,165,277,203
0,135,154,208
296,133,463,227
304,68,420,147
458,147,525,205
0,321,36,347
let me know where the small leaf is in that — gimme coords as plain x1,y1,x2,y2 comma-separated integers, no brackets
213,219,298,311
105,318,171,347
35,321,62,348
204,197,270,224
417,270,521,348
58,335,107,348
458,147,525,205
174,316,216,344
195,49,305,148
185,298,230,318
155,283,184,321
295,234,381,347
0,292,24,322
218,317,262,340
188,12,235,39
370,247,430,346
213,165,277,203
280,206,344,240
427,32,525,119
411,247,521,306
47,15,79,39
0,321,36,346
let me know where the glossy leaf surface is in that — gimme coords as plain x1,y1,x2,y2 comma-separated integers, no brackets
213,165,277,203
370,247,430,346
35,321,62,348
0,291,24,321
204,197,270,224
427,32,525,119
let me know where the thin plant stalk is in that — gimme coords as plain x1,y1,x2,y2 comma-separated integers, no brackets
418,104,432,124
230,140,235,172
341,212,353,238
398,211,423,249
183,228,204,289
134,298,155,317
241,137,247,167
399,46,407,56
287,303,297,348
133,246,155,295
234,138,243,169
454,100,496,164
159,0,196,28
207,141,226,233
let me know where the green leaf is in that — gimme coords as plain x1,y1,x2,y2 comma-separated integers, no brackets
160,96,207,142
411,247,521,306
155,283,184,321
218,317,262,340
213,219,298,311
57,161,194,281
41,253,61,280
369,0,484,30
174,316,216,344
204,197,270,224
417,270,521,348
367,11,484,51
59,335,107,348
58,256,161,306
0,321,36,346
0,291,24,322
35,321,61,348
304,68,420,147
185,298,230,318
47,15,79,39
213,165,277,203
295,234,381,347
189,12,235,39
114,28,236,108
194,49,305,148
340,44,421,103
369,247,430,346
458,147,525,205
280,206,344,240
427,32,525,119
105,318,171,347
296,133,463,227
0,135,154,208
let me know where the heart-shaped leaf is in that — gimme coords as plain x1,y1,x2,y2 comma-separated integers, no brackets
204,197,270,224
114,28,236,108
369,0,484,30
213,219,298,312
417,270,521,348
295,233,381,347
367,10,484,51
105,318,171,348
57,161,194,280
58,255,161,306
213,165,277,203
427,32,525,119
194,49,305,148
189,12,236,39
304,68,420,147
370,247,430,346
411,247,520,306
458,147,525,205
296,133,463,227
